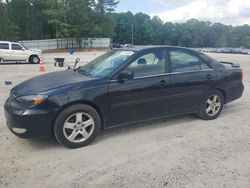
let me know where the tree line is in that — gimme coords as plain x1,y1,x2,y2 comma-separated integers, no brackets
0,0,119,41
1,0,250,48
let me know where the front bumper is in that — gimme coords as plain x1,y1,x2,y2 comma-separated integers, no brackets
4,102,58,139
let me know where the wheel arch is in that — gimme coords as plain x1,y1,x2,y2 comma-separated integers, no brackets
52,100,105,132
214,88,227,104
29,54,39,58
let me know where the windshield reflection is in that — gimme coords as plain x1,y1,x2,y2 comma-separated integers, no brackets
80,50,134,78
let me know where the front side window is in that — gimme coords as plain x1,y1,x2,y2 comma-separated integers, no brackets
11,44,23,51
170,50,209,72
0,43,9,50
200,60,210,69
124,49,166,77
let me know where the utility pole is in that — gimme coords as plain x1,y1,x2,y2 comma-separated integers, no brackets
131,24,134,45
56,24,59,49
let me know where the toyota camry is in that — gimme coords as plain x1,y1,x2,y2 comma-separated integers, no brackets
4,46,244,148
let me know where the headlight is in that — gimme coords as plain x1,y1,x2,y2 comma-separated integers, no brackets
10,95,48,109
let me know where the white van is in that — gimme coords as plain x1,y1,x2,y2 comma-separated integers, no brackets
0,41,41,64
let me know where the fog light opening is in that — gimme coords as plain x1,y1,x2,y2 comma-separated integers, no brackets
12,128,27,134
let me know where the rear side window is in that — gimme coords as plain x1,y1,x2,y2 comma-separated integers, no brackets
0,43,9,50
170,50,210,72
12,44,23,51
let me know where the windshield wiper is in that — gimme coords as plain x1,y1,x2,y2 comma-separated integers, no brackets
77,68,92,77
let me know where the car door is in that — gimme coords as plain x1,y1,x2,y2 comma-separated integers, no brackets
0,43,10,61
11,43,27,61
168,48,216,114
107,48,171,127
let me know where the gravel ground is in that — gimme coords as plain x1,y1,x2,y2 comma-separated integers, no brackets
0,52,249,188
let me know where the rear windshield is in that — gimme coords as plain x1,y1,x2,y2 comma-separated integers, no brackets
199,53,225,69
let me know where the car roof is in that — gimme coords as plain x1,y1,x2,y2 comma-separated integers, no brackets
117,45,199,53
0,41,19,44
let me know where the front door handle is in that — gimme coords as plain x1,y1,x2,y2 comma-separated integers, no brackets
206,74,212,80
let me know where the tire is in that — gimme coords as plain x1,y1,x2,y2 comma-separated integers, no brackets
53,104,101,148
29,55,40,64
198,90,224,120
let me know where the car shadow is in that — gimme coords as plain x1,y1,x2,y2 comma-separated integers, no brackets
94,114,197,144
25,114,197,150
95,102,247,146
26,137,62,150
25,102,242,150
0,62,33,65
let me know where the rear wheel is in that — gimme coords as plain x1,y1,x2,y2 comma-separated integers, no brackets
29,55,40,64
54,104,101,148
198,90,224,120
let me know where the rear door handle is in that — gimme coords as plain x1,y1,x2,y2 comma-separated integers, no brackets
159,80,167,86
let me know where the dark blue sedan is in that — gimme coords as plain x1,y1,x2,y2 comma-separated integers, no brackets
4,46,244,148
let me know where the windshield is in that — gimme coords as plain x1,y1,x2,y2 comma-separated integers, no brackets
20,44,28,50
79,50,134,78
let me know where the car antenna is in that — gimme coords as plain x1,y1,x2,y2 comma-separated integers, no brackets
73,58,80,70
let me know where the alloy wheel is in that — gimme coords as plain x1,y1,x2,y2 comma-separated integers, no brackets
33,57,39,64
205,94,221,117
63,112,95,143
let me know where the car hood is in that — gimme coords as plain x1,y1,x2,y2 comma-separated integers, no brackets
11,70,93,96
28,48,42,53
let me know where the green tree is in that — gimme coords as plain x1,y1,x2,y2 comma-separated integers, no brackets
66,0,95,47
93,0,119,37
231,25,250,48
207,23,230,47
132,12,151,45
149,16,165,45
0,1,19,41
113,11,134,43
162,22,177,45
43,0,70,39
1,0,250,49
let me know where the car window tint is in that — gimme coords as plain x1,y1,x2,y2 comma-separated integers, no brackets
200,60,210,69
81,50,134,78
12,44,22,51
125,49,166,77
170,50,201,72
0,43,9,50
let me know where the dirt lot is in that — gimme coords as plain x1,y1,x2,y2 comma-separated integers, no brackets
0,51,249,188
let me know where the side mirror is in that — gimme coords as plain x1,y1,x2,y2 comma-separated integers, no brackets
22,47,25,51
117,71,134,81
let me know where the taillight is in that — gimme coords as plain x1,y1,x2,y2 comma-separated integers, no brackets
240,71,243,80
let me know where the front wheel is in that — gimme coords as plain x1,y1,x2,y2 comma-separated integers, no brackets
198,90,224,120
29,55,40,64
54,104,101,148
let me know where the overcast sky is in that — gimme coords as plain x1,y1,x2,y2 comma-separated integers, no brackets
116,0,250,25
